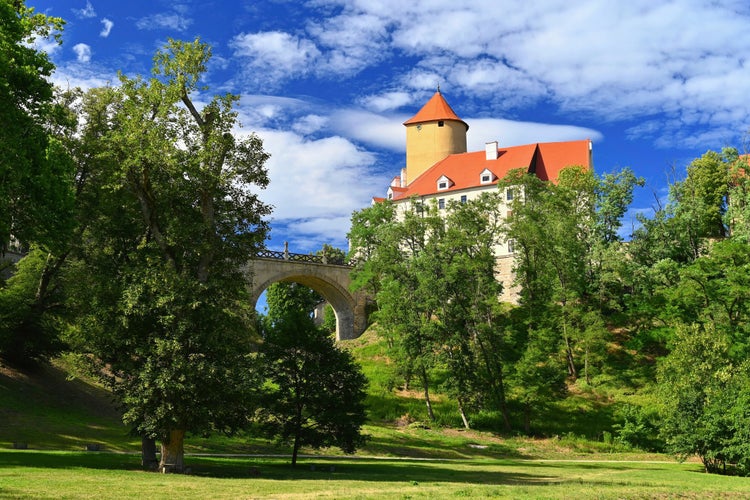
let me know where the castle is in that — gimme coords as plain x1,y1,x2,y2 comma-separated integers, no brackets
375,90,593,302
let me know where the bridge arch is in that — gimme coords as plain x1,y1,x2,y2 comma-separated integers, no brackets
247,257,368,341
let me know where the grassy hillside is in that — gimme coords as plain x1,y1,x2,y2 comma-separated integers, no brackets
1,327,662,461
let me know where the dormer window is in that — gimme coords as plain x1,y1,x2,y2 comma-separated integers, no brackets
480,168,496,185
436,175,453,191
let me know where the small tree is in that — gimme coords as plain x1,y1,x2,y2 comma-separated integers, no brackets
657,323,740,474
258,310,368,466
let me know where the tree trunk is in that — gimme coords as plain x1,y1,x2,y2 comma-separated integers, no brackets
291,432,301,468
291,402,303,467
159,429,185,473
141,436,158,470
524,402,531,435
421,367,435,422
584,346,590,384
564,336,577,379
457,398,470,430
475,333,512,431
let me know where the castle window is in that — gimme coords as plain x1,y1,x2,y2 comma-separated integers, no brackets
480,169,495,185
460,195,467,204
438,198,445,210
506,188,514,201
436,175,453,191
438,120,444,127
507,239,515,253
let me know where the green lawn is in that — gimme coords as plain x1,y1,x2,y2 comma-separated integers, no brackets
3,335,748,498
2,451,748,499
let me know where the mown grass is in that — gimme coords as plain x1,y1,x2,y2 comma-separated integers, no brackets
2,450,749,499
4,326,743,498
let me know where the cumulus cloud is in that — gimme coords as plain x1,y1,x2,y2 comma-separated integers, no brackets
136,13,192,31
244,127,388,248
253,0,750,148
72,43,91,63
100,18,113,37
230,31,321,87
360,91,412,112
73,1,96,19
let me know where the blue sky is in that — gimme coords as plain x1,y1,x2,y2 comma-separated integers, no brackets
31,0,750,253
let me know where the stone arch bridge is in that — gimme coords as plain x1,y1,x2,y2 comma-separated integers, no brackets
246,246,369,341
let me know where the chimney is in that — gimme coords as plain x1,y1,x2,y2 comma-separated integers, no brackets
485,141,499,160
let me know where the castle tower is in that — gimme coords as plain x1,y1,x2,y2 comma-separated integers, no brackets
403,90,469,185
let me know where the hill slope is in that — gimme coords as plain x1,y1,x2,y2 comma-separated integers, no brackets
0,329,664,460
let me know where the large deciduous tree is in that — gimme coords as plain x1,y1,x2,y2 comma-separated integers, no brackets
349,194,514,428
70,38,271,472
502,166,642,385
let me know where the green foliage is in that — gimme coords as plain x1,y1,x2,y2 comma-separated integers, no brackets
657,323,750,475
321,304,337,334
258,310,368,466
611,404,662,452
350,194,515,428
502,166,643,390
0,1,74,251
0,248,65,365
65,38,271,471
265,282,321,320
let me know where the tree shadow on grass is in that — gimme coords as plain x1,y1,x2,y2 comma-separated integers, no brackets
0,450,689,489
0,450,142,471
360,431,530,460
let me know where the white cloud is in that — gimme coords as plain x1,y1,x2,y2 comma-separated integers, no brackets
467,118,602,151
49,61,115,92
32,35,62,58
72,43,92,63
73,1,96,19
308,13,390,76
249,128,387,245
100,18,114,37
329,109,404,151
230,31,321,87
280,0,750,148
360,91,412,112
136,13,192,32
292,115,329,136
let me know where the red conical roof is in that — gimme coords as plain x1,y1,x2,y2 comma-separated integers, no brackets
403,91,469,130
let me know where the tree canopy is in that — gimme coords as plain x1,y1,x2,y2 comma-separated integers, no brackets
0,1,73,251
67,38,271,472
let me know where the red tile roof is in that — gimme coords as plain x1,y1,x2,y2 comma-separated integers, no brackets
403,91,469,131
390,140,592,201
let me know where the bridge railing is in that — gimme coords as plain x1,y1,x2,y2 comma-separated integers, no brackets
255,247,349,266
